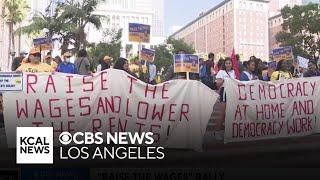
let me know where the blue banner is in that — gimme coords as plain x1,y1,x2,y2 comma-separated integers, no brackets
174,54,199,73
129,23,151,43
272,46,293,62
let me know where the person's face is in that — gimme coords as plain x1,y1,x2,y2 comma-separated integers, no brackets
308,62,317,72
104,58,110,63
54,58,60,64
225,60,232,71
123,61,129,71
29,54,40,64
248,62,256,72
46,57,52,63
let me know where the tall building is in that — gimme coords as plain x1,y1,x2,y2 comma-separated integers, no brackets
268,0,302,53
172,0,270,61
88,0,165,58
152,0,164,37
269,0,302,17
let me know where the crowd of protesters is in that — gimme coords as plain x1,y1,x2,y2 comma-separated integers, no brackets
6,47,320,140
10,48,320,85
10,48,158,84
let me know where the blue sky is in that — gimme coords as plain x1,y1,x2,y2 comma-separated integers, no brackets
164,0,221,36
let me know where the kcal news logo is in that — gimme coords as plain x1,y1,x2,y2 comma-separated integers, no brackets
16,127,53,164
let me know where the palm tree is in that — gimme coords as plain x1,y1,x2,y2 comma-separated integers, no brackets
60,0,102,51
19,0,102,53
18,3,78,54
3,0,28,68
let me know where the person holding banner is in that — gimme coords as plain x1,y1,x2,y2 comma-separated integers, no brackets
56,52,77,74
75,49,91,75
11,51,27,71
146,60,157,85
216,57,236,100
16,48,53,73
97,55,111,72
240,60,258,81
44,54,58,71
114,58,138,78
270,60,293,81
215,57,236,140
303,60,320,77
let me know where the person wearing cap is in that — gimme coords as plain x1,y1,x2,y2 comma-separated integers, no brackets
44,54,58,71
11,51,28,71
97,55,112,72
16,48,53,73
56,52,77,74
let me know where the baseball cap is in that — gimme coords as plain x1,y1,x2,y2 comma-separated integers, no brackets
29,48,40,55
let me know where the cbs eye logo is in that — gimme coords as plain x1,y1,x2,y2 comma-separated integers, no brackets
59,132,72,145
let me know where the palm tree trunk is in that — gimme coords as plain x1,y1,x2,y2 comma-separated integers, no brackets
18,25,21,53
12,24,15,54
7,22,12,69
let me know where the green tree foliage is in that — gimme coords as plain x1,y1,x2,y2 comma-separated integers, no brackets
87,29,122,71
154,44,172,74
167,37,196,54
276,3,320,59
59,0,102,50
154,37,195,74
19,0,102,53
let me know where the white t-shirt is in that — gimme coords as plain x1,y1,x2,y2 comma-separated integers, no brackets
216,70,236,80
96,64,102,72
216,70,236,88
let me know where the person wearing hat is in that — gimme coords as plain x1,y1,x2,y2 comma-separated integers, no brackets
11,51,28,71
97,55,112,72
56,52,77,74
44,54,58,71
16,48,53,73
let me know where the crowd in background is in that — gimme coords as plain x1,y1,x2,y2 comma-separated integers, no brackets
10,48,320,89
10,48,159,84
6,48,320,140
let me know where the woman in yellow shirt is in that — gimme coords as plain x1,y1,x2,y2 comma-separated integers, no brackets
270,60,293,81
16,48,53,73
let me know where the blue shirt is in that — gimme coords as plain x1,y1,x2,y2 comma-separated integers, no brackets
57,62,77,74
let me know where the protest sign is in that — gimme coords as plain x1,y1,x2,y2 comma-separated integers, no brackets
297,56,309,69
196,53,208,60
174,54,199,73
272,46,293,62
129,23,151,43
3,69,218,151
0,73,23,92
33,38,53,51
224,78,320,143
140,48,155,62
268,61,277,69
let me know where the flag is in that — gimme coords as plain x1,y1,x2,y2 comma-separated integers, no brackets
231,49,240,80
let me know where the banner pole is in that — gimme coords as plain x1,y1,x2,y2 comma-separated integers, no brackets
186,72,190,80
